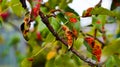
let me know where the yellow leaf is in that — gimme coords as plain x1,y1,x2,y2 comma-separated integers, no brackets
46,50,56,60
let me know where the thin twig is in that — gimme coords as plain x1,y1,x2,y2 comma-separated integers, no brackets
95,0,102,7
39,11,99,66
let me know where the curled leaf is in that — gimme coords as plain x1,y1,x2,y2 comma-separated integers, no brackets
82,7,93,17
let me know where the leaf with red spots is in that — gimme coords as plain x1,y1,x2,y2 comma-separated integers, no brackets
84,37,95,48
31,0,41,18
84,37,102,62
36,31,42,40
0,11,9,20
27,58,34,61
92,43,102,62
69,17,77,23
62,25,73,49
82,7,93,17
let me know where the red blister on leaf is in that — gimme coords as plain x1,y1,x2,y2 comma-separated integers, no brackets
82,7,93,17
96,20,101,24
85,37,102,62
72,29,78,38
0,12,9,20
31,1,41,18
84,37,94,47
92,43,102,62
36,32,42,40
69,17,77,23
27,58,34,61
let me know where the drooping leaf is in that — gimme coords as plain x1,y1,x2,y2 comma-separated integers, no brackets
103,38,120,55
91,7,120,20
91,7,114,16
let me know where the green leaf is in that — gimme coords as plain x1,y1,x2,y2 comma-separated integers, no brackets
0,19,3,28
58,0,68,9
105,55,120,67
71,54,81,66
49,17,60,31
45,33,55,42
91,7,114,16
97,15,107,25
56,13,67,23
105,56,114,67
9,35,20,46
21,58,32,67
45,58,55,67
31,45,48,67
74,37,83,49
103,38,120,55
36,17,49,38
10,0,25,16
83,40,92,53
47,0,58,9
91,7,120,20
0,0,7,9
113,55,120,65
54,54,77,67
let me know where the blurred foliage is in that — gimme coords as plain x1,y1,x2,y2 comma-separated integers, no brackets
0,0,120,67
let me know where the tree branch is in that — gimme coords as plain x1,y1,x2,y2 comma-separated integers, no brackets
39,11,99,66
